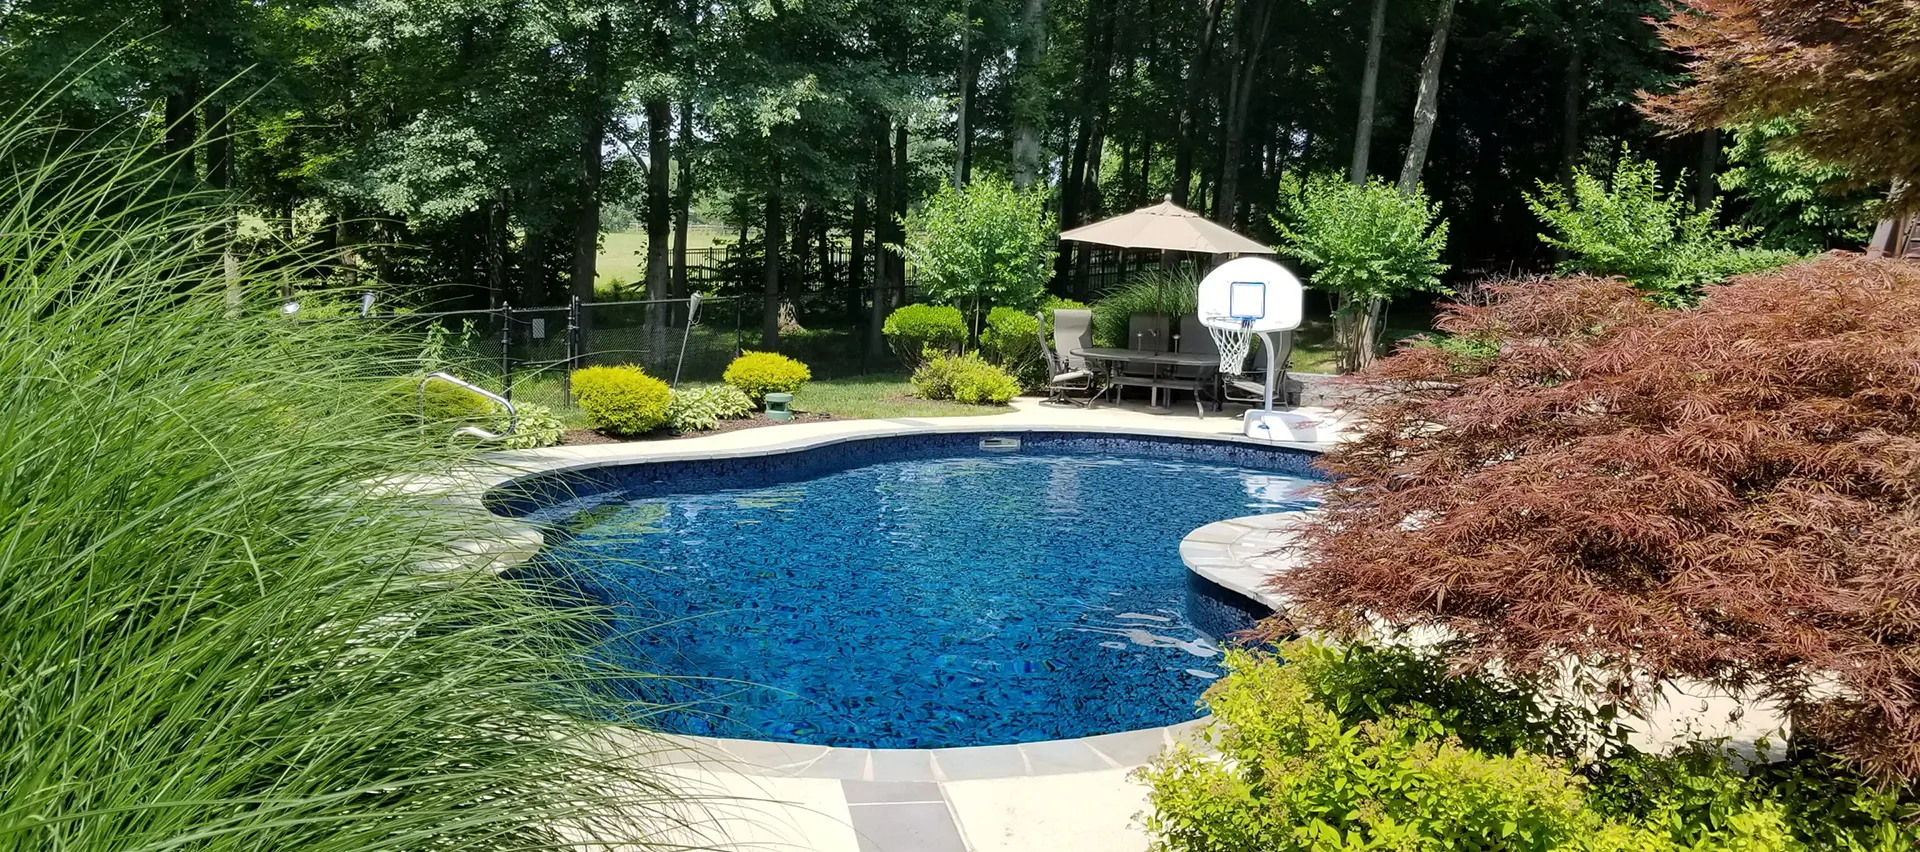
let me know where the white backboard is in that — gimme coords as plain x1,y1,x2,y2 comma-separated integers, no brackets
1197,257,1303,333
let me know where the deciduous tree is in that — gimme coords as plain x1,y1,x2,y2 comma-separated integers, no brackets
1641,0,1920,208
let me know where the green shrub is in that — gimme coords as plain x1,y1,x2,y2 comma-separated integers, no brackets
954,364,1020,404
722,351,812,406
0,114,691,849
666,385,755,432
902,175,1055,334
495,402,565,449
1527,147,1801,306
570,364,671,435
1139,645,1791,852
912,352,1020,405
384,375,498,424
882,304,967,367
1274,173,1449,371
979,307,1044,388
1138,641,1917,852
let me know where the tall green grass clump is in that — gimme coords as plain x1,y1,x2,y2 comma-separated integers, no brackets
0,101,703,849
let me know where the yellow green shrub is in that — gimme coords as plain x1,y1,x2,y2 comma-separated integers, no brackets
570,365,670,435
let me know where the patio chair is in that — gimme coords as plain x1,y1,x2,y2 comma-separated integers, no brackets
1114,313,1171,403
1042,309,1096,404
1170,314,1220,416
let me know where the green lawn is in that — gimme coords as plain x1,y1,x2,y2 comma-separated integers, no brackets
596,226,733,288
790,374,1009,420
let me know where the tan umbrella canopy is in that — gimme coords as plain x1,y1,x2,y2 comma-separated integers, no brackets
1058,198,1272,254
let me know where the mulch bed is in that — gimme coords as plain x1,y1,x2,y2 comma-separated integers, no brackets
560,412,836,446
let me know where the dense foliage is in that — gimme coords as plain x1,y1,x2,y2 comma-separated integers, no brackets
979,307,1045,388
1527,149,1797,305
666,385,755,432
570,365,672,435
722,351,811,405
1274,174,1448,371
1720,120,1880,254
1139,642,1917,852
882,304,968,367
0,118,695,849
911,352,1021,405
1277,254,1920,781
496,402,567,449
1643,0,1918,209
903,176,1055,329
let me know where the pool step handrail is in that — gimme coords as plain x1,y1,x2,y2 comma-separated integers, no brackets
419,371,517,442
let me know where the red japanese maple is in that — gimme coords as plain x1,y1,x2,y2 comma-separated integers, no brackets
1640,0,1920,206
1278,254,1920,779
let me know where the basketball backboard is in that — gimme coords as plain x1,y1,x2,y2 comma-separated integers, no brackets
1197,257,1303,333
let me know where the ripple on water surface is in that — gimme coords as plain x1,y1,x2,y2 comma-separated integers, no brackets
523,452,1316,748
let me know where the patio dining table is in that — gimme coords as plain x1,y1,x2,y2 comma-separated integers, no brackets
1072,347,1220,415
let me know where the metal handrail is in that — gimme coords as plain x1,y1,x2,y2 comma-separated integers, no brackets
419,371,517,442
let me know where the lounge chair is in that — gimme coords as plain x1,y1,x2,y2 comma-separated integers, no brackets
1041,309,1096,404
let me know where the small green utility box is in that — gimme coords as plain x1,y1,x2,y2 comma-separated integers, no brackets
764,392,795,422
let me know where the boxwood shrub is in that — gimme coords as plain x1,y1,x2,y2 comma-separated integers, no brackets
722,351,811,406
882,304,966,367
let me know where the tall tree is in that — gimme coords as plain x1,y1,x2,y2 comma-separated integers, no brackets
1397,0,1457,192
1349,0,1389,184
1009,0,1049,188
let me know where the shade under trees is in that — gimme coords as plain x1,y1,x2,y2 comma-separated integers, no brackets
1279,254,1920,781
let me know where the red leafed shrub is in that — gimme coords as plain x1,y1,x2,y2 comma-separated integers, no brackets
1277,254,1920,780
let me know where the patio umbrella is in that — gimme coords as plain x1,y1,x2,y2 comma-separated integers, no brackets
1058,197,1273,255
1059,197,1272,329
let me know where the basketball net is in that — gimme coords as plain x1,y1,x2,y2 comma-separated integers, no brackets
1209,319,1255,376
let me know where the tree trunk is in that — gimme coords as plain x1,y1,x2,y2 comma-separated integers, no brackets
1216,0,1275,226
1173,0,1228,207
761,175,784,349
673,100,694,302
521,227,545,307
1559,26,1589,186
644,98,673,361
954,1,975,189
850,186,868,324
1695,129,1720,210
488,189,509,308
893,122,909,297
1397,0,1456,193
572,13,613,317
1057,116,1090,287
1349,0,1388,185
1010,0,1049,188
869,120,894,356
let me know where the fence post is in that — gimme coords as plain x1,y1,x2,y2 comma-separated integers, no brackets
498,303,514,402
563,296,581,406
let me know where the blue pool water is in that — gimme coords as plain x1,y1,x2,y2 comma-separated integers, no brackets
509,436,1318,748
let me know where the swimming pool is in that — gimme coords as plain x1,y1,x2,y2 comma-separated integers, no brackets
494,432,1320,749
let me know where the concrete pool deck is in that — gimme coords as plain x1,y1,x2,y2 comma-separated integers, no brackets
457,397,1342,852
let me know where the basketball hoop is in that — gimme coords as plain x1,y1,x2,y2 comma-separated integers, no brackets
1208,317,1255,375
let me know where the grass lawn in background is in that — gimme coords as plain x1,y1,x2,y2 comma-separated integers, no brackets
596,226,734,288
